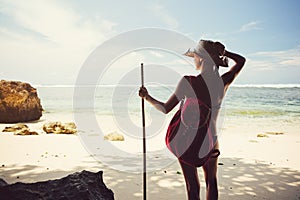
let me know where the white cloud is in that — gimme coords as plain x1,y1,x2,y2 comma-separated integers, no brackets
1,0,116,47
239,21,261,32
246,46,300,70
149,4,179,29
0,0,116,84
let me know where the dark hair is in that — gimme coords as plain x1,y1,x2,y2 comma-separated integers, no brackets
199,40,228,67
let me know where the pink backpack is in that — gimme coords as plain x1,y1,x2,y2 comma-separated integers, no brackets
166,76,219,167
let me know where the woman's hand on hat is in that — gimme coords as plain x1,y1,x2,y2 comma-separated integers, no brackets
214,42,226,56
139,86,149,99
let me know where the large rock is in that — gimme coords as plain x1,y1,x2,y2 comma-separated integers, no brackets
0,80,43,123
0,170,114,200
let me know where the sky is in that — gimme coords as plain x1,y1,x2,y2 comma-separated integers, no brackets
0,0,300,85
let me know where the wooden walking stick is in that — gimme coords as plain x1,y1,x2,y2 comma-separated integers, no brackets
141,63,147,200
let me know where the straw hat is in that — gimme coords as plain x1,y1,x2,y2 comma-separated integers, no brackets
184,40,228,67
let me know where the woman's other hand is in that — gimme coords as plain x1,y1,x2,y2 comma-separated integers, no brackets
139,86,148,99
214,41,226,56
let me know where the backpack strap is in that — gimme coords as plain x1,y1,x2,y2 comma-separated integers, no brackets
189,76,193,87
179,76,192,110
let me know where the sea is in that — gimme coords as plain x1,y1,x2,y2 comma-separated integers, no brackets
36,84,300,121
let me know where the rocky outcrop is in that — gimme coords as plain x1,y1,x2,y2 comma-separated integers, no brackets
14,129,39,136
2,123,29,132
43,122,77,134
104,131,124,141
0,170,114,200
2,122,78,135
0,80,43,123
2,123,39,135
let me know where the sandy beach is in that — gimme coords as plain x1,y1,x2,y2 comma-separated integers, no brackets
0,112,299,200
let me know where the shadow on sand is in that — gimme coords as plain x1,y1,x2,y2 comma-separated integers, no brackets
0,157,299,200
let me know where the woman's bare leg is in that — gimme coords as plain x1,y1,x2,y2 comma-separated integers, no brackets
179,160,200,200
202,143,219,200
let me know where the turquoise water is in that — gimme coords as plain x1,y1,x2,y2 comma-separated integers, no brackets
37,85,300,120
224,86,300,119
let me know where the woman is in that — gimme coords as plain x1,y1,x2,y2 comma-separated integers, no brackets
139,40,245,200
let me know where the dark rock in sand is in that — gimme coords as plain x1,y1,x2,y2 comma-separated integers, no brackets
0,179,7,187
0,80,43,123
0,170,114,200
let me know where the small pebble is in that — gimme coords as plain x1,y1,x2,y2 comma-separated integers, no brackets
265,132,284,135
1,164,5,167
176,171,181,175
249,140,258,143
17,176,19,179
218,163,224,165
257,133,269,138
164,170,167,173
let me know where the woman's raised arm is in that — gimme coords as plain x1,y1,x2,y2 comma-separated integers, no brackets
221,50,246,90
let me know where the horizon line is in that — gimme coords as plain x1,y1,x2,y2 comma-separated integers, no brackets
34,83,300,88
